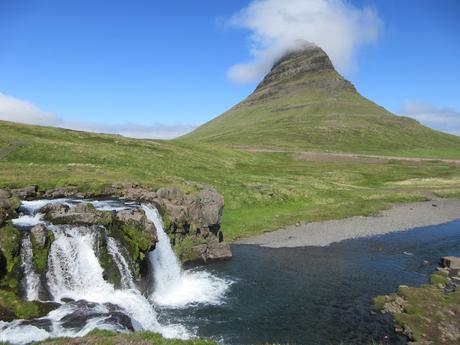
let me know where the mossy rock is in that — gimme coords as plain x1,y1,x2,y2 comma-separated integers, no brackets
0,289,57,321
0,222,21,279
98,237,122,287
30,229,55,274
104,218,152,278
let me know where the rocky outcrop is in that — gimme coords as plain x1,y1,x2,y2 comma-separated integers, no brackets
98,184,231,263
0,189,20,226
374,257,460,344
1,183,231,263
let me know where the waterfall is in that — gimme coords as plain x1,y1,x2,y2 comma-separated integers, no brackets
20,235,40,301
45,226,161,330
1,199,231,345
142,204,231,308
106,236,136,290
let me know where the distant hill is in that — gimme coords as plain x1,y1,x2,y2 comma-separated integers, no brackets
181,45,460,158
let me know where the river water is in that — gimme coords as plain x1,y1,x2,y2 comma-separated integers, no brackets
161,220,460,345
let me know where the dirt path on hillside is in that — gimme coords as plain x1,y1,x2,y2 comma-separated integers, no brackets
231,146,460,164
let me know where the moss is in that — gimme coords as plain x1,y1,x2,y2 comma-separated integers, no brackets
31,230,54,273
105,219,152,277
372,295,386,311
173,236,203,264
0,290,56,321
375,270,460,343
36,329,219,345
0,222,21,275
98,240,121,287
429,272,449,285
162,212,172,232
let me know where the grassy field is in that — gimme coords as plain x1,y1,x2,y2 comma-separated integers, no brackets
2,120,460,241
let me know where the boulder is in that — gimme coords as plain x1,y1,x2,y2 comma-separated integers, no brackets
115,208,157,244
31,224,48,249
206,242,232,261
0,190,11,199
11,186,37,200
440,256,460,270
42,203,104,225
0,199,12,209
197,186,224,226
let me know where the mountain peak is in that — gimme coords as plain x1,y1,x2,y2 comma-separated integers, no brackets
252,44,355,97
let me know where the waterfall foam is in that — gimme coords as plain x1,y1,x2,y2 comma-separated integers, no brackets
142,204,231,308
20,235,41,301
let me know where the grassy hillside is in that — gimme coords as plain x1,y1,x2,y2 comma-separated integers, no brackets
182,47,460,158
1,120,460,241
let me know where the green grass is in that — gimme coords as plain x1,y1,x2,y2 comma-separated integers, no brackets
1,120,460,241
374,272,460,343
34,329,219,345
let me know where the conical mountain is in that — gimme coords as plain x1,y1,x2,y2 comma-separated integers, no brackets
181,45,460,157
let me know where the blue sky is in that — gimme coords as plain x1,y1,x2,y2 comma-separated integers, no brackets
0,0,459,138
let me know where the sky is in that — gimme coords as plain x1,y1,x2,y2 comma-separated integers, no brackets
0,0,459,138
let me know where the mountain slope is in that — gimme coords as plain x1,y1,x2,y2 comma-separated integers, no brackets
181,45,460,158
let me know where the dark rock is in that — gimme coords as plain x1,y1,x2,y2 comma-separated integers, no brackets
440,256,460,270
31,224,48,248
11,185,38,200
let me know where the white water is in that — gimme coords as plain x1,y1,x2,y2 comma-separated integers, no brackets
0,200,232,345
12,213,44,227
143,204,231,308
106,236,136,290
20,235,41,301
46,227,162,330
20,199,70,214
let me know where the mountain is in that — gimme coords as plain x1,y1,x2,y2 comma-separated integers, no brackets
181,45,460,157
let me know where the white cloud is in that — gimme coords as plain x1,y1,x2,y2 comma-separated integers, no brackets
0,92,196,139
61,121,197,140
0,92,58,125
227,0,382,83
400,100,460,136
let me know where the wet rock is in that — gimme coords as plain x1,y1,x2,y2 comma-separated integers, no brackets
31,224,47,248
11,185,38,200
42,203,105,225
20,318,53,332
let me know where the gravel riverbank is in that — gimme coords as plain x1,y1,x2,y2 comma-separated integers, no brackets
237,198,460,247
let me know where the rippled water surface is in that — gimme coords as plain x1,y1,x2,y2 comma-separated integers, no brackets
163,220,460,345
